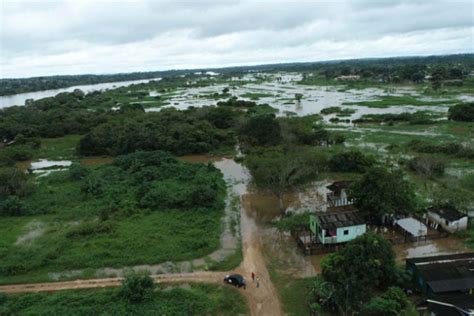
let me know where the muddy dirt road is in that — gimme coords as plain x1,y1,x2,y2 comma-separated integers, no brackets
0,158,282,316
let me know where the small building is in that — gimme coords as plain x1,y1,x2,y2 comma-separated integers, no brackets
310,209,366,245
427,207,468,233
395,217,427,240
326,181,353,207
406,253,474,295
427,294,474,316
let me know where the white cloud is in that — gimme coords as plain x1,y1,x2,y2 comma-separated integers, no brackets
0,0,473,78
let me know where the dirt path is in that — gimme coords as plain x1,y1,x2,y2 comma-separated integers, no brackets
0,158,282,316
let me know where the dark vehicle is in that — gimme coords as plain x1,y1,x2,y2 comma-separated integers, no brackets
224,274,246,288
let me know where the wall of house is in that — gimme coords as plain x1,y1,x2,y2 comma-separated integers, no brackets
427,211,468,233
336,224,366,243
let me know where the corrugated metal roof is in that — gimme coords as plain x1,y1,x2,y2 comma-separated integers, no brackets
395,217,427,237
316,210,365,230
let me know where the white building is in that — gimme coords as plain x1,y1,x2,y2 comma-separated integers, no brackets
427,207,468,233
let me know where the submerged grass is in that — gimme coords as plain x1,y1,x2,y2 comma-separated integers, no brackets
343,95,454,108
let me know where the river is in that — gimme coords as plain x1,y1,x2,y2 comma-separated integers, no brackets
0,77,161,109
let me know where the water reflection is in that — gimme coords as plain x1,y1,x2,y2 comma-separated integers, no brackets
0,78,161,109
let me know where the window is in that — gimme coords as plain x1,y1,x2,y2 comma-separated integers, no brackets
343,229,349,235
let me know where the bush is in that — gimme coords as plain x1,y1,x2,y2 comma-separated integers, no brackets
329,150,375,173
448,102,474,122
65,221,115,238
0,167,32,198
120,274,155,303
408,156,445,177
69,163,89,180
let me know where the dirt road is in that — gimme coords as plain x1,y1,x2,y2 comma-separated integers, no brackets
0,158,283,316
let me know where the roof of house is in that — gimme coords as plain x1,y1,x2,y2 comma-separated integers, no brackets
314,210,365,230
428,294,474,312
396,217,427,237
428,207,467,222
407,253,474,293
326,181,352,192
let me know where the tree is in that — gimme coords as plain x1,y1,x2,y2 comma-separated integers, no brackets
328,150,375,173
349,167,417,223
294,93,303,103
362,287,412,316
222,87,230,94
321,233,396,313
245,148,320,212
0,167,32,198
119,273,155,303
239,114,282,147
448,102,474,122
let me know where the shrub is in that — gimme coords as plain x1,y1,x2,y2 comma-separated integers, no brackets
329,150,375,173
0,196,28,217
0,167,32,198
69,163,89,180
448,102,474,122
120,274,155,303
65,221,115,238
408,156,445,177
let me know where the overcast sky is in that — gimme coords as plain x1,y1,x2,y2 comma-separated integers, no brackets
1,0,473,78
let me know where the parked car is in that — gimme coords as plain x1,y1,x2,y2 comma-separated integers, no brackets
224,274,246,288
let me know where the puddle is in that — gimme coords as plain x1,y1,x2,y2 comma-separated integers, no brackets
392,237,470,262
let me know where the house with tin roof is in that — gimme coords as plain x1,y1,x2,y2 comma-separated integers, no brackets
427,207,468,233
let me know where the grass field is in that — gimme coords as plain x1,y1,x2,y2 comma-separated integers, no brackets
1,155,226,284
0,283,248,316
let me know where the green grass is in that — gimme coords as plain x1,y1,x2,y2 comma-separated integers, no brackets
33,135,81,160
343,95,454,108
1,156,226,284
0,283,247,315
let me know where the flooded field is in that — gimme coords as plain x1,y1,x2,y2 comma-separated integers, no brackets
144,73,464,123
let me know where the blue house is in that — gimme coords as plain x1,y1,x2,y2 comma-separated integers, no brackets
309,209,366,245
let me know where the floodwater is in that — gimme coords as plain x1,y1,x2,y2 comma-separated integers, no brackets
0,78,161,109
144,72,461,122
393,237,470,262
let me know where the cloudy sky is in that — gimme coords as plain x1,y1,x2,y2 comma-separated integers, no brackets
1,0,473,78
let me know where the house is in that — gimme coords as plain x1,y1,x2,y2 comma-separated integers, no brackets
326,181,353,207
427,294,474,316
309,208,366,245
406,253,474,295
395,217,427,240
427,207,468,233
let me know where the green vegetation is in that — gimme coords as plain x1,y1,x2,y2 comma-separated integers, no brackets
317,233,414,314
0,151,226,283
320,106,356,117
349,167,417,223
448,102,474,122
353,111,441,124
328,150,375,173
0,283,247,315
343,95,452,108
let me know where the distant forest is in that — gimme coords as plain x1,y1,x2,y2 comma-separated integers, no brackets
1,53,473,96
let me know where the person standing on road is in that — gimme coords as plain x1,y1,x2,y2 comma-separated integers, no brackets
256,276,260,288
251,272,255,282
